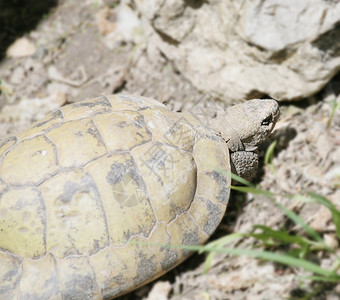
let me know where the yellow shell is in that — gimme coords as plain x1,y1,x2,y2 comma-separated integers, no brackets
0,94,230,299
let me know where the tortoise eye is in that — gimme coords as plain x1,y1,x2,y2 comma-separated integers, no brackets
261,115,272,126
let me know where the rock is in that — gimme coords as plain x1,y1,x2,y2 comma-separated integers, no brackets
323,233,339,250
9,66,25,85
309,206,332,232
145,281,172,300
0,92,66,133
95,7,117,35
97,2,143,49
6,37,36,58
135,0,340,102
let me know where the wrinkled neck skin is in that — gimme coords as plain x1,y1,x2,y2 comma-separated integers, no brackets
210,99,280,182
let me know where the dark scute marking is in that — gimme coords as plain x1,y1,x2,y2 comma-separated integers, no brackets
133,115,145,128
101,274,127,300
124,223,151,241
0,285,14,296
41,274,59,299
61,274,98,300
59,173,103,207
106,162,126,185
0,254,22,296
202,197,223,235
133,251,157,286
34,110,63,128
59,180,84,203
181,230,199,256
160,248,178,271
72,96,111,109
106,157,143,187
87,126,105,147
207,171,229,204
2,257,21,280
92,239,101,253
75,131,84,137
0,286,10,296
8,189,44,213
20,271,59,300
123,229,133,242
106,156,150,209
136,132,144,138
143,142,168,170
9,198,27,210
116,121,129,128
169,202,187,222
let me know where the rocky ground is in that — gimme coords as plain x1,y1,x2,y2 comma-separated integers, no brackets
0,1,339,299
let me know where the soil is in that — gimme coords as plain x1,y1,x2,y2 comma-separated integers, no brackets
0,1,339,299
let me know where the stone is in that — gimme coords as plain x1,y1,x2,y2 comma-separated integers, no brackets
6,37,36,58
9,66,25,85
135,0,340,102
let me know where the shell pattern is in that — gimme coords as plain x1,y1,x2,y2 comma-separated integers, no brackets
0,94,230,299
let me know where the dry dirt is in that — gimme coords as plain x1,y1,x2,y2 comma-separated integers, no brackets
0,1,340,299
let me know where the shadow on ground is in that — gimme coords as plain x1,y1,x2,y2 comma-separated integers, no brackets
0,0,58,60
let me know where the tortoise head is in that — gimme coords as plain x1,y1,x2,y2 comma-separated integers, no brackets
212,99,280,182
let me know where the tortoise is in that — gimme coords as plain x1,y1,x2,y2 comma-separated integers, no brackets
0,94,279,299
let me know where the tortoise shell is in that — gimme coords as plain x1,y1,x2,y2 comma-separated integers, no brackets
0,94,230,299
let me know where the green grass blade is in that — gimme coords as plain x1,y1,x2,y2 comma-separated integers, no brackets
327,100,340,129
264,140,277,165
275,201,324,243
202,233,246,273
299,275,340,283
141,241,340,279
222,248,338,278
293,193,340,240
175,245,340,279
307,193,340,239
230,186,275,197
203,252,216,274
215,169,252,186
203,233,245,251
136,233,245,274
294,193,333,209
252,225,310,247
227,182,324,244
